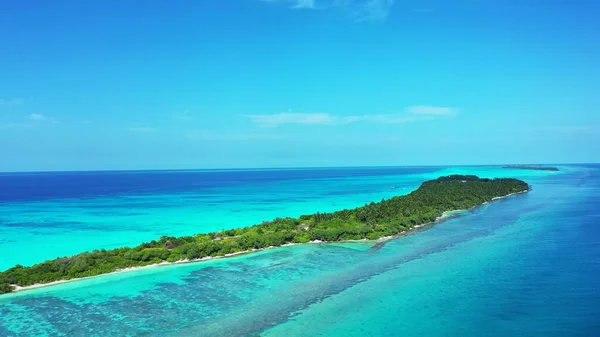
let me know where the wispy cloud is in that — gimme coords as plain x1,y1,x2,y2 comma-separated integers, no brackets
354,113,433,124
247,113,336,127
533,125,598,133
186,130,287,141
411,8,434,13
0,122,34,130
247,105,457,127
405,105,458,116
261,0,316,9
173,109,193,121
0,98,24,105
261,0,395,22
26,113,51,121
357,0,395,22
291,0,316,9
127,126,156,133
1,113,56,129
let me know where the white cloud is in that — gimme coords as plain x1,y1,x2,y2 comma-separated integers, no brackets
261,0,316,9
1,113,55,129
186,130,287,141
0,122,33,130
534,125,597,133
165,108,195,122
261,0,395,22
247,113,336,127
405,105,458,116
356,114,433,123
247,106,457,127
358,0,395,22
411,8,434,13
292,0,316,8
27,113,50,121
0,98,24,105
127,127,156,132
174,109,193,121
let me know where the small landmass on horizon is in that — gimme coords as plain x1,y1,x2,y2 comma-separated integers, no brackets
501,165,560,171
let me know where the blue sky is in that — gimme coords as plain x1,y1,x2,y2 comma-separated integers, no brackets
1,0,598,171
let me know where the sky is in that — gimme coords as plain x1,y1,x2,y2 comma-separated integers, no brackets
0,0,599,171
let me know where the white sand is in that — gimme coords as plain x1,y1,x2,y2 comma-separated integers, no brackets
9,241,329,294
9,189,529,294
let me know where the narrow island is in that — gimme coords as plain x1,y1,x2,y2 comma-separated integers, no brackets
502,165,559,171
0,175,529,295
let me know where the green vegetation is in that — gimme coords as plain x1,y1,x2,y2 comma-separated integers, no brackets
0,175,528,294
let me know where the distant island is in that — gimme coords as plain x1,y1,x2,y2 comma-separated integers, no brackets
0,175,529,295
502,165,559,171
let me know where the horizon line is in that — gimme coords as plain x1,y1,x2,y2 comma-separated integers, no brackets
0,162,594,175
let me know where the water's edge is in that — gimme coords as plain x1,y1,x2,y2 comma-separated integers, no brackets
4,189,528,297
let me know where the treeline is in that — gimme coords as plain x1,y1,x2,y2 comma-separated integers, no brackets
0,175,529,294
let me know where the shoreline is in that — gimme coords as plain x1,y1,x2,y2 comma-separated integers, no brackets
8,241,328,294
7,188,530,296
373,188,530,246
370,208,470,249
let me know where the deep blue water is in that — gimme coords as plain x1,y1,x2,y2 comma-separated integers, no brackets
0,165,599,336
0,167,438,202
0,166,440,269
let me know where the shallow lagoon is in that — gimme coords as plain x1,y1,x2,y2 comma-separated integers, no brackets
1,165,599,336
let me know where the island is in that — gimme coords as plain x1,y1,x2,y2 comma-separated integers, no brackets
0,175,529,294
502,165,559,171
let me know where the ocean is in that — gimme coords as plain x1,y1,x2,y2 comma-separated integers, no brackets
0,165,599,336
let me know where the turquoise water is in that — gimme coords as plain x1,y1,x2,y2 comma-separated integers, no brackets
0,166,552,270
1,165,599,336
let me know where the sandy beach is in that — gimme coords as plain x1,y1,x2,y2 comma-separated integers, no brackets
8,188,530,295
